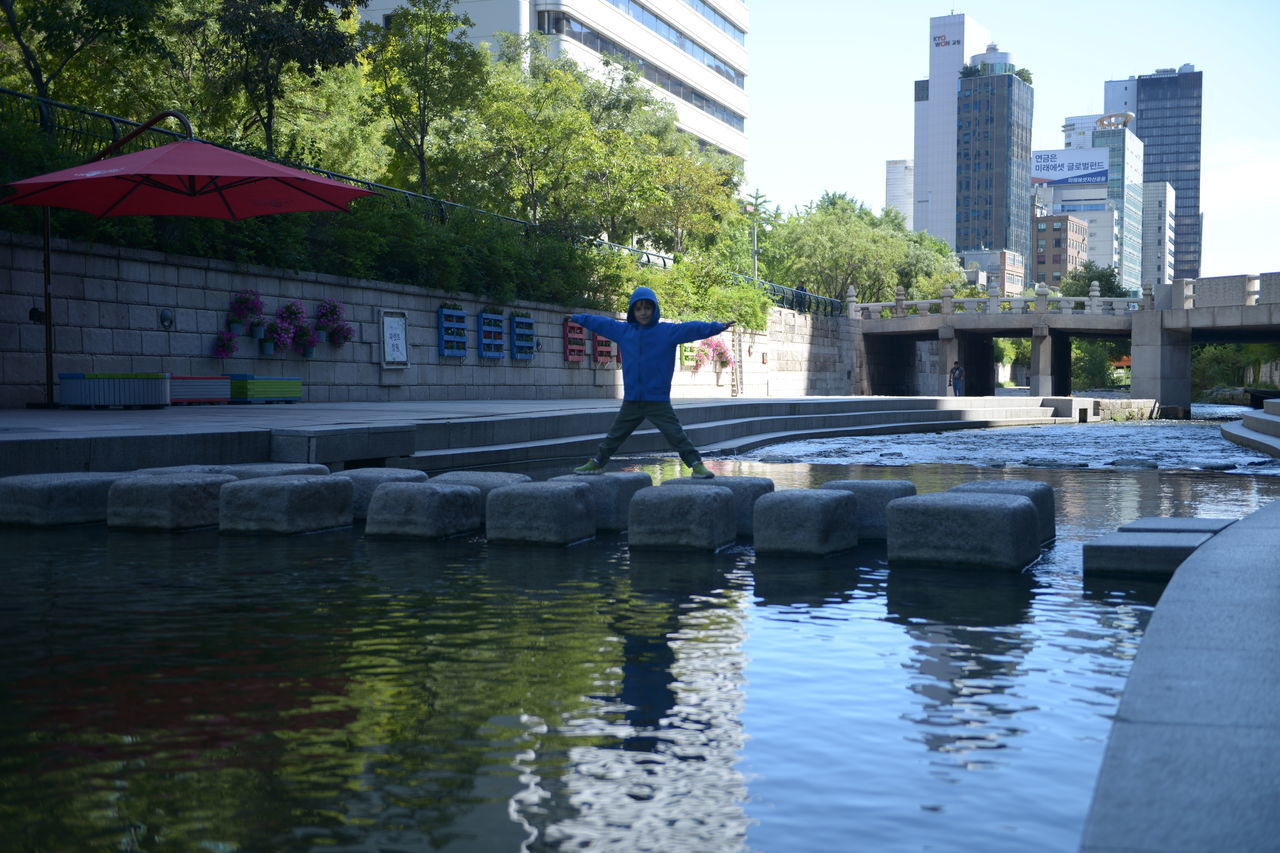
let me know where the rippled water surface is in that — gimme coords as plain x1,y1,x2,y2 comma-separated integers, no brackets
3,419,1278,852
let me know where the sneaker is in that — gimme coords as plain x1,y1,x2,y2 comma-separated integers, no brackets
574,459,605,475
689,462,715,479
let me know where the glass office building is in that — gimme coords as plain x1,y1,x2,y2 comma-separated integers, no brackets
954,46,1034,262
1105,65,1202,280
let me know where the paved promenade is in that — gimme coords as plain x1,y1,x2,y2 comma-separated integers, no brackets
0,395,1080,477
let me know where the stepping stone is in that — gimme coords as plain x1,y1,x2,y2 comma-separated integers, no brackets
1119,517,1236,535
217,463,331,480
331,468,428,519
887,492,1041,570
220,475,352,534
628,485,735,551
486,481,594,545
951,480,1057,543
108,473,237,530
754,489,859,555
550,471,652,531
431,471,532,521
1083,531,1213,578
819,479,916,540
662,475,774,536
365,482,482,539
129,464,229,476
0,471,134,525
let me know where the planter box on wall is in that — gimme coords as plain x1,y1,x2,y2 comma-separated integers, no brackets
563,319,586,363
478,313,505,359
511,315,535,361
438,307,467,358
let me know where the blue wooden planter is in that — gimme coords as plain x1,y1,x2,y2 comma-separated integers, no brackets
511,315,535,361
438,307,467,358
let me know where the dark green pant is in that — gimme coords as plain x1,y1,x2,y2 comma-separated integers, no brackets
595,400,701,467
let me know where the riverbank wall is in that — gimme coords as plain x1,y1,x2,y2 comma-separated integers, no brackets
0,230,852,409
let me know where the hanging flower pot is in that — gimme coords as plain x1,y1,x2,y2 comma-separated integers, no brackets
314,328,329,344
302,345,316,358
250,322,266,340
259,339,275,356
228,320,246,336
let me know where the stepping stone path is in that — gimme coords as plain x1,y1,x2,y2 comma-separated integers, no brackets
365,482,482,540
108,472,237,530
887,491,1041,570
950,480,1056,543
550,471,651,531
331,468,429,519
486,481,595,545
662,475,774,536
220,475,353,534
753,489,859,556
431,472,532,521
628,484,735,551
0,471,135,525
820,479,916,540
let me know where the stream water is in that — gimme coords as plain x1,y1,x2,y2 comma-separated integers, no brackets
1,406,1275,852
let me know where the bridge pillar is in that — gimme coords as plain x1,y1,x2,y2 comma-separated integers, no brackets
938,327,959,394
1131,310,1191,418
1030,326,1052,395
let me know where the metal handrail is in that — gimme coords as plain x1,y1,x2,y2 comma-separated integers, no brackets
0,86,838,315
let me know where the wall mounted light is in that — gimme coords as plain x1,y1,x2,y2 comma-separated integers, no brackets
159,308,174,329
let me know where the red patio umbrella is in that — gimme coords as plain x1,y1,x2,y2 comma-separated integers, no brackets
1,138,375,219
1,111,377,406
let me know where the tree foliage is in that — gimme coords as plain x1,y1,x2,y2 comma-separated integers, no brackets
361,0,485,196
1061,261,1124,297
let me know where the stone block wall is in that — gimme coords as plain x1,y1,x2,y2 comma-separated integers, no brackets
0,230,853,408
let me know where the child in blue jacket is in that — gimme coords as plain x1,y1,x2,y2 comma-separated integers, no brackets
570,286,734,478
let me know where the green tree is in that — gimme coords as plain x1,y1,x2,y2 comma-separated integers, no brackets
1061,261,1123,297
215,0,366,157
0,0,166,105
643,153,736,254
362,0,487,196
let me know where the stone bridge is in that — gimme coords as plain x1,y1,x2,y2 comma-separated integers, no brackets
847,273,1280,417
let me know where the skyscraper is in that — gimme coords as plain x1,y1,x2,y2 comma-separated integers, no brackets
884,159,914,228
363,0,750,160
952,43,1034,263
912,13,991,246
1104,65,1202,280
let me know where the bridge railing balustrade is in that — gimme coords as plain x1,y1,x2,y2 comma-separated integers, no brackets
855,295,1141,320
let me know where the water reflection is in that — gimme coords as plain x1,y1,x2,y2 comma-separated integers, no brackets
886,567,1036,764
4,450,1280,852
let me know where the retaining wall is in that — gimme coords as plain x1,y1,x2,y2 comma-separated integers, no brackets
0,230,853,408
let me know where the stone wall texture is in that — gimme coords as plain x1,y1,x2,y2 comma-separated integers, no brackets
0,230,853,408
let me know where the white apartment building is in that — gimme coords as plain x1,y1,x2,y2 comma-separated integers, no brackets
912,12,991,247
365,0,750,160
1142,180,1176,288
884,159,913,228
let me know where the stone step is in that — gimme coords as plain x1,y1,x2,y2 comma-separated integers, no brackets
402,407,1068,471
1241,408,1280,439
1220,418,1280,459
1265,396,1280,416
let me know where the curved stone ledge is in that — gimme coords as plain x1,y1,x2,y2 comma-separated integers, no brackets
1080,500,1280,852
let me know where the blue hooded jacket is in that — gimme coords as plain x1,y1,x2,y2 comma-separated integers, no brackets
571,286,728,401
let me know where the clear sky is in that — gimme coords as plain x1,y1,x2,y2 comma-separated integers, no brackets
742,0,1280,277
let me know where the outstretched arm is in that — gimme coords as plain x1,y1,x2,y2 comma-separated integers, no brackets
569,313,627,340
672,320,735,344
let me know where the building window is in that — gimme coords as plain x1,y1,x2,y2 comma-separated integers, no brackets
538,12,745,131
1037,222,1046,231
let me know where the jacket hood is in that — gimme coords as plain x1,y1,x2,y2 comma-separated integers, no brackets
626,286,661,326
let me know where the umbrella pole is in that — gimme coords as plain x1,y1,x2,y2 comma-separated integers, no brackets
37,206,54,408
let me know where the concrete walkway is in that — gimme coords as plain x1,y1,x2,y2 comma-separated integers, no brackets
1080,500,1280,852
0,394,1082,477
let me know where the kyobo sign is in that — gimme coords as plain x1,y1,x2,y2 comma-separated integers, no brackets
1032,148,1108,186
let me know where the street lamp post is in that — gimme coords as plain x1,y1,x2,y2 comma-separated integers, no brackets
743,202,759,279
